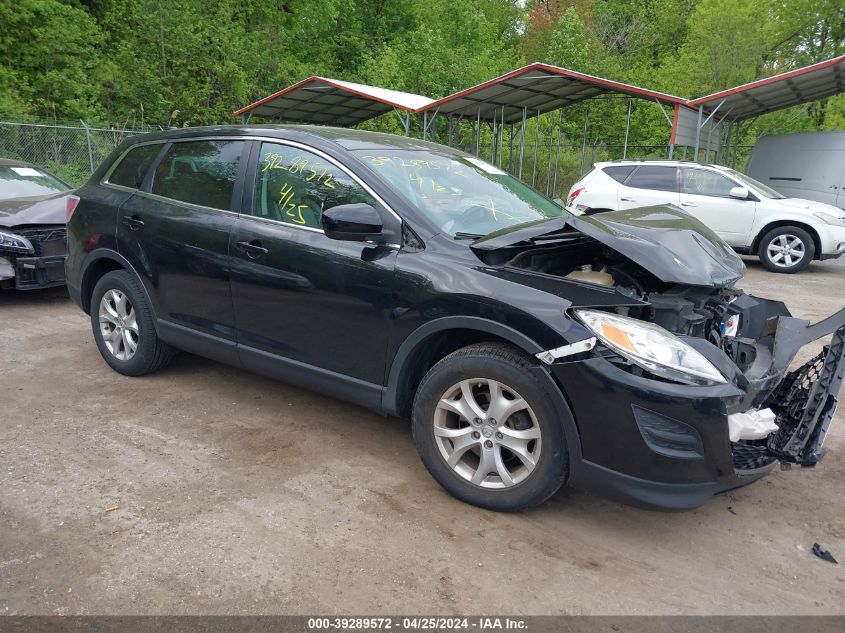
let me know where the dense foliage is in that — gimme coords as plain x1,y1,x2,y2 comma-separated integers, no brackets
0,0,843,152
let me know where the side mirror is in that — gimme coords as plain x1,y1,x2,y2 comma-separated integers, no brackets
729,186,750,200
322,203,385,242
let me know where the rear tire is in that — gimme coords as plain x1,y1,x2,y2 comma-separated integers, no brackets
757,226,814,273
90,270,174,376
411,343,568,512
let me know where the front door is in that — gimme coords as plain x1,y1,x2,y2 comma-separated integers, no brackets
116,138,247,354
679,167,756,246
229,140,398,406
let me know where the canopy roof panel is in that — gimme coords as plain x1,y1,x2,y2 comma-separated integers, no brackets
234,77,435,126
688,56,845,121
418,63,686,123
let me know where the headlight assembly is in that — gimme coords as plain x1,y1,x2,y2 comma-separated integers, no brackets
814,212,845,227
575,309,727,386
0,229,34,254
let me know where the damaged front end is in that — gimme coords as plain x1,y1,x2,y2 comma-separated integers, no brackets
742,306,845,468
473,206,845,501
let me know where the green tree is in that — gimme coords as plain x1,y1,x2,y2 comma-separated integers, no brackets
0,0,105,120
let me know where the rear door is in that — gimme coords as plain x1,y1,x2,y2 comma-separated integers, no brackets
679,167,756,246
229,139,398,406
116,138,247,360
616,165,679,209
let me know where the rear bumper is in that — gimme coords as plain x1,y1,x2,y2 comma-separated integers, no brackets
1,254,67,290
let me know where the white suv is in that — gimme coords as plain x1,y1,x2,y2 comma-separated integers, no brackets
567,160,845,273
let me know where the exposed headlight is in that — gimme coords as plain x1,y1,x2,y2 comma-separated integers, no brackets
814,212,845,227
0,229,34,254
575,309,727,386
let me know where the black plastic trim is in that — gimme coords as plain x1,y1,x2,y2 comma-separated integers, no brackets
383,316,545,414
569,459,774,511
238,343,385,412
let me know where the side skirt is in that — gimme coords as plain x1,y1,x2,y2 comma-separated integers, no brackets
157,318,385,413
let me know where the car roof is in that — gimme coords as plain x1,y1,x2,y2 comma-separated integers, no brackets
596,159,729,170
120,124,458,153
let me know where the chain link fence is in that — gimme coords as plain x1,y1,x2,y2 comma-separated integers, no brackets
0,121,155,187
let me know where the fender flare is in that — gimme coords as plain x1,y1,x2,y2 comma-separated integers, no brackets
382,315,583,465
78,248,158,321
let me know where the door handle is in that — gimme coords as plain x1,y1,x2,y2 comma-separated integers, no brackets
121,215,145,230
680,201,697,207
236,240,269,259
620,197,635,202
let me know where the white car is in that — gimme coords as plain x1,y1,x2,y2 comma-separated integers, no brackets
567,160,845,273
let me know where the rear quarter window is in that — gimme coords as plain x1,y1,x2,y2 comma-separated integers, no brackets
602,166,636,183
108,143,164,189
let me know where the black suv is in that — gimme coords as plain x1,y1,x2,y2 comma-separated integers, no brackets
66,126,845,511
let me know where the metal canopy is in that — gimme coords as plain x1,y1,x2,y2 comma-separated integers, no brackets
688,56,845,121
233,76,434,126
417,63,686,123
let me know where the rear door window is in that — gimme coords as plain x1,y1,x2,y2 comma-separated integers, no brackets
151,140,245,210
252,142,376,230
108,143,164,189
603,165,636,183
625,166,678,192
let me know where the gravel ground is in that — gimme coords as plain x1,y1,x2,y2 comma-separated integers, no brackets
1,257,844,615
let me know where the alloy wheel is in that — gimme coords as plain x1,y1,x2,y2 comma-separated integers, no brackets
98,289,139,361
766,234,805,268
433,378,541,488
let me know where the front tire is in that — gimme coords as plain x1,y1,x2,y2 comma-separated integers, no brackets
757,226,814,273
411,343,568,511
90,270,174,376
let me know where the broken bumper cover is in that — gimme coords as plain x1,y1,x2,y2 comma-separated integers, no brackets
547,306,845,510
9,254,67,289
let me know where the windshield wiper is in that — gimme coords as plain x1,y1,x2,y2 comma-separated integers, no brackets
453,232,486,240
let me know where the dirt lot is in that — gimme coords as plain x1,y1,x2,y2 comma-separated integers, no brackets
1,258,845,616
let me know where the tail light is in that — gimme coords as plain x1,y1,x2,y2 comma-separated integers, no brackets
66,194,81,221
567,187,585,206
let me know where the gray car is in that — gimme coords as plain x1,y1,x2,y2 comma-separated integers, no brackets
0,158,76,290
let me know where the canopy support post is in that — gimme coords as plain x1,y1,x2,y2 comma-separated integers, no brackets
508,122,515,173
532,109,540,187
404,111,411,136
552,109,563,198
518,107,527,179
693,105,703,161
475,110,481,156
546,114,555,196
623,99,632,159
580,105,589,175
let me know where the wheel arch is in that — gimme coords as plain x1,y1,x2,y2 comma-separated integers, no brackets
79,249,157,318
752,220,822,261
383,317,545,419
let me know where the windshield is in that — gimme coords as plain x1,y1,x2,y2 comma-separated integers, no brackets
0,165,70,200
353,149,566,238
723,167,786,199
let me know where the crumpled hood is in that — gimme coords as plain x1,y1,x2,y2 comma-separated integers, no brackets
473,205,745,287
0,192,69,228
